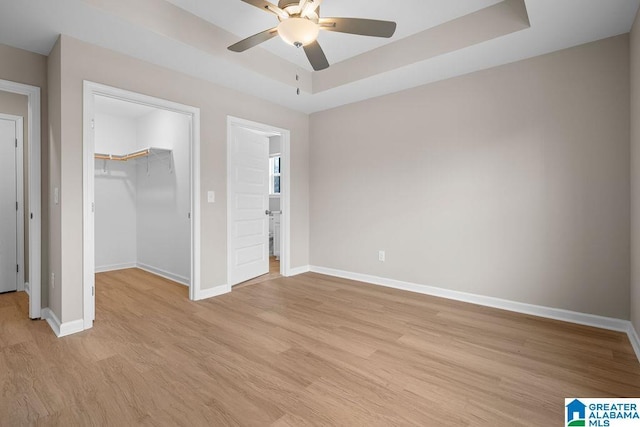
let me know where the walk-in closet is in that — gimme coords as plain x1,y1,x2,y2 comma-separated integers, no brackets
93,95,191,291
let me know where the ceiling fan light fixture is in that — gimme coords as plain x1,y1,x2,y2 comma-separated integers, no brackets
277,17,319,47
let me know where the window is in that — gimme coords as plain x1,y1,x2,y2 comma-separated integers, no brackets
269,155,281,195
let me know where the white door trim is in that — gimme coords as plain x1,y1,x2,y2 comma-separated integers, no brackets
83,81,202,330
0,114,25,292
226,116,292,283
0,80,41,319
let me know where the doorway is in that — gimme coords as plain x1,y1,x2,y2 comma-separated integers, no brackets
83,82,202,330
226,116,291,287
0,80,41,319
0,114,24,294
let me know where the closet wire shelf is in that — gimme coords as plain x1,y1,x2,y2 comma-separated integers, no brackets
95,147,173,174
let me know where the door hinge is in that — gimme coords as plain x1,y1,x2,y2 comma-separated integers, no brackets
91,202,95,213
92,286,95,296
188,212,191,219
16,201,18,211
91,119,95,130
15,138,17,148
30,213,33,219
16,264,19,273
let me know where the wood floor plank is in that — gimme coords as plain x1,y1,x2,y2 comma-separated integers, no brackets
0,269,639,426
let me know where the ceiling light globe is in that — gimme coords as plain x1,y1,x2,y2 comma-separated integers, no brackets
277,18,319,47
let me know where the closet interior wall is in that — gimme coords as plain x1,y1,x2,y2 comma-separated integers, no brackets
94,103,191,286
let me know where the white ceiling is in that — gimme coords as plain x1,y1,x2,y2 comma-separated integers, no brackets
0,0,638,114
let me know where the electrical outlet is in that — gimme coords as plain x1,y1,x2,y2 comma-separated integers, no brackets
379,250,385,262
50,272,55,288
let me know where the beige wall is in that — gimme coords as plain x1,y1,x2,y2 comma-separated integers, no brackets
631,11,640,333
0,91,29,281
52,35,310,322
310,35,630,319
0,43,48,309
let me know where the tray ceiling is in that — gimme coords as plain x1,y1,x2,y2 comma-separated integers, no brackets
0,0,637,113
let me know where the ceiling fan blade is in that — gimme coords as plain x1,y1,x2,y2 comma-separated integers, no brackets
319,17,397,38
228,27,279,52
241,0,288,18
303,40,329,71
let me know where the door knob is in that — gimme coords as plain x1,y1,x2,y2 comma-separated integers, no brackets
265,210,271,216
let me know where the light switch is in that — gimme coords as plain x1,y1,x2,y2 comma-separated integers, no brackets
207,191,215,203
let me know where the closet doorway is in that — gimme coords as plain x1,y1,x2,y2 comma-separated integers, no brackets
83,82,201,330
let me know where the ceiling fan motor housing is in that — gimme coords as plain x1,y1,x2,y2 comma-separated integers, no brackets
278,0,299,8
277,0,319,20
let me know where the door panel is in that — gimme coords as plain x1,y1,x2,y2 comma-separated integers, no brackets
0,119,17,293
228,126,269,286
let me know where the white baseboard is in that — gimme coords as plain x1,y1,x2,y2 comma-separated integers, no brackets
96,262,189,287
41,308,86,337
628,324,640,363
24,281,30,295
287,265,310,276
309,266,632,333
95,262,137,273
136,263,189,287
195,284,230,301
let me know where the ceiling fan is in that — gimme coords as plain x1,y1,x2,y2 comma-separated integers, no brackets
228,0,397,71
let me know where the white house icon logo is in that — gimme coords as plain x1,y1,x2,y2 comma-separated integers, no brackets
566,399,587,427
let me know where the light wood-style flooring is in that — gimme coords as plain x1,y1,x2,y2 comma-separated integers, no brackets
1,268,639,425
234,256,281,289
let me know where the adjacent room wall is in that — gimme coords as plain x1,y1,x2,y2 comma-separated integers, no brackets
53,35,309,323
269,136,281,212
310,35,631,320
631,10,640,334
94,113,138,271
0,42,49,309
136,109,191,284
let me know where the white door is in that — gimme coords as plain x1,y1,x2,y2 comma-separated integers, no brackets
228,126,270,286
0,118,18,293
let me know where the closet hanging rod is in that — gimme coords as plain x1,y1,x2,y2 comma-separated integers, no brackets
95,148,151,162
94,147,172,162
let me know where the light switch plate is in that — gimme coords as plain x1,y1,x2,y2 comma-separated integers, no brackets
207,191,215,203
